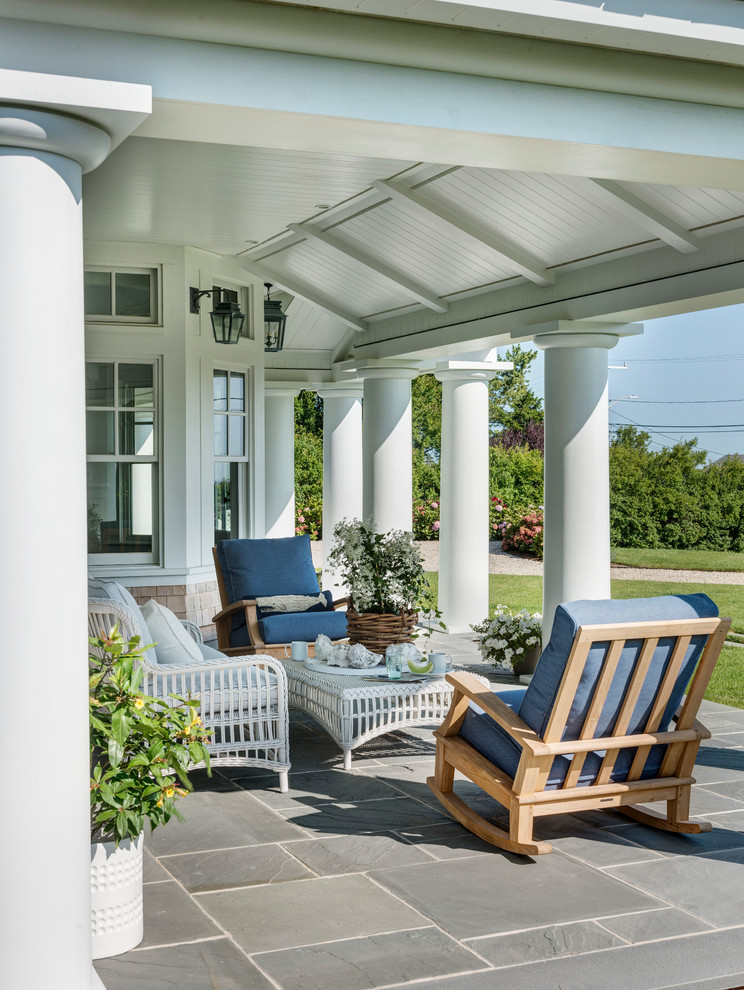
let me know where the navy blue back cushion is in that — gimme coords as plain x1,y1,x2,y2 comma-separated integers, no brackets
519,594,719,742
216,536,321,602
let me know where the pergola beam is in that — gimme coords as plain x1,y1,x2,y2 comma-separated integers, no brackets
237,258,368,332
288,222,448,313
371,178,554,287
588,178,700,254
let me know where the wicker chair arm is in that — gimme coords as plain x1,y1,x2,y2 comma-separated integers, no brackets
180,619,204,644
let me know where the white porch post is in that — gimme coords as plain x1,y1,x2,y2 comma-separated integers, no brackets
435,364,497,633
0,109,111,989
318,384,363,595
264,385,301,538
536,329,620,637
359,366,419,533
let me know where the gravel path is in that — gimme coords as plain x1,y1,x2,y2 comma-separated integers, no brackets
312,540,744,585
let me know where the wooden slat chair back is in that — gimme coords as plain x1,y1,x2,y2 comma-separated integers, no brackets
428,595,730,856
212,535,348,658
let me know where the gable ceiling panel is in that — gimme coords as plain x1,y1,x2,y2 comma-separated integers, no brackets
619,183,744,229
339,201,517,295
281,297,349,351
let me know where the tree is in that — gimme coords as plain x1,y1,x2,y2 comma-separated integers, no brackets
489,345,543,434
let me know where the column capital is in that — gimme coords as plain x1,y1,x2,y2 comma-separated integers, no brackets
264,382,304,398
433,360,510,383
526,320,643,351
336,358,424,381
0,71,150,171
317,383,364,400
0,107,111,171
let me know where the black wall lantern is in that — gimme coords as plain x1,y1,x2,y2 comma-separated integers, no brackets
190,286,245,345
264,282,287,352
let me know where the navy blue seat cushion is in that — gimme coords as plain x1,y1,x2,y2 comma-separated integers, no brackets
216,536,329,644
228,609,349,648
460,594,718,789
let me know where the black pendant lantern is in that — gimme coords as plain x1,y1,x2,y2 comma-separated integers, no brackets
189,286,245,345
264,282,287,352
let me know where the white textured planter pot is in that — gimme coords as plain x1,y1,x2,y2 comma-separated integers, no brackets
90,833,144,959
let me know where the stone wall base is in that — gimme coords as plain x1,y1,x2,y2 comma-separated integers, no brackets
126,581,220,642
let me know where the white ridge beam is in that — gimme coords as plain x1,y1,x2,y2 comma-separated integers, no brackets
237,258,368,333
372,178,554,287
588,178,700,254
288,222,448,313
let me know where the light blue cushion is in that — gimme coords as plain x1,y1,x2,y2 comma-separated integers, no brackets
197,642,228,660
519,594,719,742
216,536,320,602
88,577,158,662
228,609,348,648
460,594,719,790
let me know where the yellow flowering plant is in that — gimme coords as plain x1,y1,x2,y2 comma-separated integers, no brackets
89,628,211,845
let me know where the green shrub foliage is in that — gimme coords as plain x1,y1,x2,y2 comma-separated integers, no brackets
609,427,744,551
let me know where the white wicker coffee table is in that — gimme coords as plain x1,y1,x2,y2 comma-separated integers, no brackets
280,658,486,769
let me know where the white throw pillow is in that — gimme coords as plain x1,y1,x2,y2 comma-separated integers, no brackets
139,600,203,665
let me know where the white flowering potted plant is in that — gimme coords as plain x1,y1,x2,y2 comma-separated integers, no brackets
327,517,442,653
471,604,542,676
89,627,211,958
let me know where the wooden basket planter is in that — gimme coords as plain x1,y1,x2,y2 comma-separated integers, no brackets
346,608,418,654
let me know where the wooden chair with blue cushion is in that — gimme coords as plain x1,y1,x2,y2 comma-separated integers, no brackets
212,535,349,658
427,595,730,855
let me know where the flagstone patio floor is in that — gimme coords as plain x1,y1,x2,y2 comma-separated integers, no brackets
95,633,744,990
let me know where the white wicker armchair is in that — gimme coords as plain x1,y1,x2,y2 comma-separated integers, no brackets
88,598,290,792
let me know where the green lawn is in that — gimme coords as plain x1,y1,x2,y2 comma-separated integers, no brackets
612,546,744,572
426,572,744,709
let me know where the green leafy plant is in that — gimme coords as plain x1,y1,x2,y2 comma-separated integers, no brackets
328,517,441,623
89,628,211,845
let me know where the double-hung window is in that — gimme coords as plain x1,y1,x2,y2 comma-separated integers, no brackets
86,361,158,561
213,369,248,544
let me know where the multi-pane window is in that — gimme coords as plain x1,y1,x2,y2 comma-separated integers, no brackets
84,268,159,323
86,361,158,558
214,370,248,544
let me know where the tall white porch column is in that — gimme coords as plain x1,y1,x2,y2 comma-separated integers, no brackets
435,364,499,633
318,384,363,594
0,109,113,990
264,385,302,538
536,330,621,636
359,366,419,533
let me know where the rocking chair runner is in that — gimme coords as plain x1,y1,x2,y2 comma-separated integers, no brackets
428,594,730,856
212,535,349,658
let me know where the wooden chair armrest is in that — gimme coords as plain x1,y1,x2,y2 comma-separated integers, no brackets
212,599,258,623
442,671,548,756
332,596,349,609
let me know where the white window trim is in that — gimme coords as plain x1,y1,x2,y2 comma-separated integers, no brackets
84,266,162,326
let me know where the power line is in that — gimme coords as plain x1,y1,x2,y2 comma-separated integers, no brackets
621,398,744,404
614,353,744,364
609,409,726,456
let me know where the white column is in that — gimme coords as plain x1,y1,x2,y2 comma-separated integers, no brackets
264,385,302,538
318,385,363,595
536,330,620,637
0,110,111,989
435,365,497,633
360,367,419,533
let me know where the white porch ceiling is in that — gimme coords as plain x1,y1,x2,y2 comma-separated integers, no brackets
82,131,744,358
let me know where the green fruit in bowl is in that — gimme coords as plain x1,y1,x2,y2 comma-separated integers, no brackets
407,656,434,674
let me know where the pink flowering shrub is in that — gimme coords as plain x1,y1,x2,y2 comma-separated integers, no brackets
295,497,322,540
501,506,544,559
412,500,440,540
489,496,509,539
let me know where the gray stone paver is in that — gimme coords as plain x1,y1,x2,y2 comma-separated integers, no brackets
95,697,744,990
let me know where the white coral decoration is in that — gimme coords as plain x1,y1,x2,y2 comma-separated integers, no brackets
348,643,384,668
315,636,384,668
314,634,335,661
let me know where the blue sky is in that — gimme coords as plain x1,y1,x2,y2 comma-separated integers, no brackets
523,305,744,463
